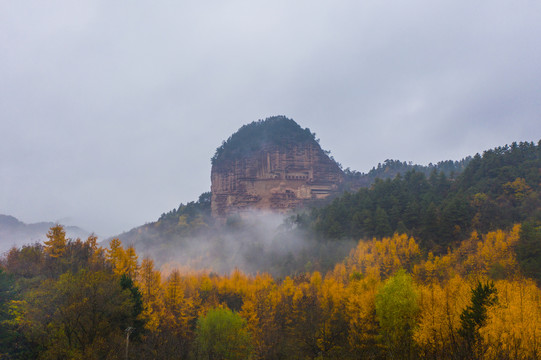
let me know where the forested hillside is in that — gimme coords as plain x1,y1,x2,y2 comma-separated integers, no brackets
117,192,213,254
343,157,472,188
2,140,540,359
311,141,541,252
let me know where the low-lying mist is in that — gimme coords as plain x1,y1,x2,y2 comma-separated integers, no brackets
0,214,90,254
127,211,356,278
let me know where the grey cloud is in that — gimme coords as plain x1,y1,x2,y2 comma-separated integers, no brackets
1,1,540,237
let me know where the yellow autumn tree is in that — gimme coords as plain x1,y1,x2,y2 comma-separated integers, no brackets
476,225,520,278
344,268,381,358
346,233,421,277
414,275,471,358
414,226,521,283
240,273,281,359
123,245,139,280
161,270,197,358
83,234,105,268
106,238,126,275
481,278,541,359
317,275,349,357
43,224,67,258
215,269,250,311
413,251,454,283
138,257,164,332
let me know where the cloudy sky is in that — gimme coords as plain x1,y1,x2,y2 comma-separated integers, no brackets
1,1,540,237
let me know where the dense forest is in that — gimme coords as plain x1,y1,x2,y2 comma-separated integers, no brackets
343,157,472,188
1,140,540,359
1,224,540,359
211,116,320,167
310,141,541,254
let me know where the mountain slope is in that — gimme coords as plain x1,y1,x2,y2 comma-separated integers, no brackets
309,140,541,252
0,215,89,252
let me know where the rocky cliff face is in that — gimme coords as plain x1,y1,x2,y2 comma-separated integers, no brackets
211,137,344,218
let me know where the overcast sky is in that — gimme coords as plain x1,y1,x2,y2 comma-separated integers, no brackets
1,1,540,237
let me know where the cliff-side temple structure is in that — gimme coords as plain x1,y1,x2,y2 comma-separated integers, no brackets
211,116,344,218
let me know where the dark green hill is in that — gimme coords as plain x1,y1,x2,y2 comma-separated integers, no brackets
308,140,541,253
343,158,471,189
211,116,320,167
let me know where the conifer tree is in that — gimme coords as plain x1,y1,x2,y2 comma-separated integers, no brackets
459,281,498,359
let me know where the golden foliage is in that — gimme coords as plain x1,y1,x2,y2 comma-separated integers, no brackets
28,224,539,359
346,233,421,277
481,279,541,359
414,225,521,282
414,275,470,357
43,224,67,258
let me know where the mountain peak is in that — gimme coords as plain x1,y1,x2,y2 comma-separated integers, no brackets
210,116,343,218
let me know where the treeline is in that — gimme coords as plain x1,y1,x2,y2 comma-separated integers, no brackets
344,157,472,188
1,224,540,359
310,141,541,254
0,226,143,359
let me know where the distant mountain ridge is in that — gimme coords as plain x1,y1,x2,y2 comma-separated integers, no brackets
0,214,89,252
343,158,472,189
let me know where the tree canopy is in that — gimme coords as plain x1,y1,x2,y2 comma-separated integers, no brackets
211,116,319,166
310,140,541,253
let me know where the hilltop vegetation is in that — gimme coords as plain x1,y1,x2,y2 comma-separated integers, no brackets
211,116,321,166
117,192,213,253
344,157,472,187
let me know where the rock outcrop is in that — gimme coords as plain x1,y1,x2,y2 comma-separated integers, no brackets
211,116,344,218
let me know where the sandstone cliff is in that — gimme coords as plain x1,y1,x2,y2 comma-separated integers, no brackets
211,117,344,218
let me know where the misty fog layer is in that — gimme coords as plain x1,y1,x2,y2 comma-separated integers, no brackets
130,211,355,277
0,214,89,254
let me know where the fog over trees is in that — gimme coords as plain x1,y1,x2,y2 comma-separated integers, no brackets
1,140,540,359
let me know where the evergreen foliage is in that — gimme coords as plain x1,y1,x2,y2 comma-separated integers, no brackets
0,267,19,358
120,274,145,339
459,281,498,358
515,220,541,282
310,140,541,253
211,116,318,166
158,191,212,225
344,157,471,186
118,192,213,253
